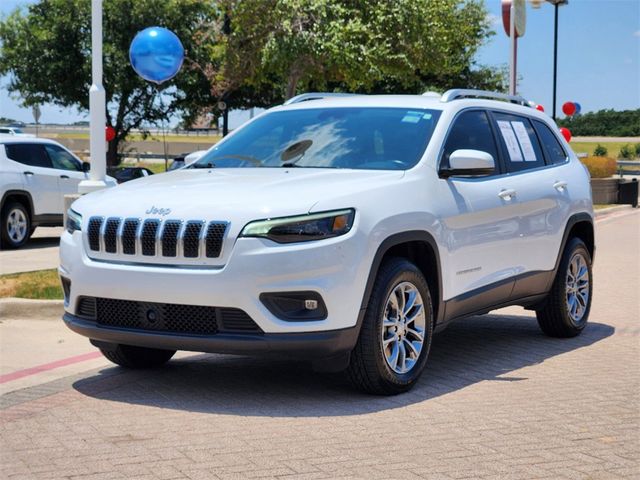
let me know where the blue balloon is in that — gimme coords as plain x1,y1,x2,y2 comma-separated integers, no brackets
129,27,184,84
574,102,582,114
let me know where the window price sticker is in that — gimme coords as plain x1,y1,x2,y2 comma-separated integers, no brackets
497,121,523,162
511,122,537,162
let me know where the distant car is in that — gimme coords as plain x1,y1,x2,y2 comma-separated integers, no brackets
107,166,154,184
0,126,35,138
168,150,207,170
0,137,116,248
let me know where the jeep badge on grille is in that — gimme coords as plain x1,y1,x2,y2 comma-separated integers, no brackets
146,206,172,216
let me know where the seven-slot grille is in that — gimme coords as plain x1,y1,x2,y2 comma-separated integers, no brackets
86,217,227,260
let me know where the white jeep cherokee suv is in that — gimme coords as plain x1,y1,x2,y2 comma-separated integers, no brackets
60,90,594,394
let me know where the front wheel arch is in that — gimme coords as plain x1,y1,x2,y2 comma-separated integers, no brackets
357,231,443,334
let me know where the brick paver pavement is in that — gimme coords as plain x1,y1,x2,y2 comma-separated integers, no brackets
1,211,638,479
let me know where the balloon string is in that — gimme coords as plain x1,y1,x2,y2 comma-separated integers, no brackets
156,86,169,172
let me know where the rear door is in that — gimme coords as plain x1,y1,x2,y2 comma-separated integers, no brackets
436,109,520,309
4,143,62,214
489,111,568,297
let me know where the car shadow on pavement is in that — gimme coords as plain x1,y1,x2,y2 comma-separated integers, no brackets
73,313,614,416
23,234,60,250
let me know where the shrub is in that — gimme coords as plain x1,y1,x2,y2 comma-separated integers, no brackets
580,156,617,179
593,144,608,156
619,144,634,159
635,143,640,158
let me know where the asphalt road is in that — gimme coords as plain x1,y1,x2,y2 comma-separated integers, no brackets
0,210,638,479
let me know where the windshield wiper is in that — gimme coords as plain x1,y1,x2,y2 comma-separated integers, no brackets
191,162,215,169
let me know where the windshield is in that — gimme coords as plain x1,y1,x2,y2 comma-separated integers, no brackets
191,107,441,170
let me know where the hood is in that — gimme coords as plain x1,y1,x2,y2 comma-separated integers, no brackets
72,167,404,221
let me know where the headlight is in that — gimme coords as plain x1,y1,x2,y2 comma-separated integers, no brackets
66,209,82,234
240,209,355,244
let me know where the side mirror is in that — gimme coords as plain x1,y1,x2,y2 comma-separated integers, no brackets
82,162,91,172
440,149,495,178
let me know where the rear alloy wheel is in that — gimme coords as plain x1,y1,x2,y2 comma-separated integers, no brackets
536,237,592,338
348,258,433,395
1,202,31,249
99,344,176,369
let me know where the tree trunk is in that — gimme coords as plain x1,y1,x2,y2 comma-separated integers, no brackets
107,139,120,167
286,73,300,100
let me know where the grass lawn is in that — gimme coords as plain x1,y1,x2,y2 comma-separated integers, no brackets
0,269,63,300
126,162,171,174
571,141,639,158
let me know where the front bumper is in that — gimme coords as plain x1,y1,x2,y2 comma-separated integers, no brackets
59,226,371,335
63,313,359,358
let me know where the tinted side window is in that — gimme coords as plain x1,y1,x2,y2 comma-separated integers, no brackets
440,110,498,170
493,113,545,172
44,144,82,171
533,120,568,165
5,144,52,168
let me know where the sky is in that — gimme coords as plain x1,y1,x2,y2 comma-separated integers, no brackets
0,0,639,125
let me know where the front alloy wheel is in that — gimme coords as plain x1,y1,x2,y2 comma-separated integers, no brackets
348,257,433,395
381,282,427,374
1,202,31,249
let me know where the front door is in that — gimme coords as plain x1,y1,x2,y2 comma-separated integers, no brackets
43,143,88,198
436,109,520,312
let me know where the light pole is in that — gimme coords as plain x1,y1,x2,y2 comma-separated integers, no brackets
78,0,108,194
531,0,569,120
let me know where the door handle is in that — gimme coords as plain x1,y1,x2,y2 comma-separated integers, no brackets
553,180,568,191
23,171,34,176
498,188,517,201
60,175,70,179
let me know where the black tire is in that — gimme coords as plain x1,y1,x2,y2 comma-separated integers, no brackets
536,237,593,338
1,201,31,249
99,344,176,368
347,257,434,395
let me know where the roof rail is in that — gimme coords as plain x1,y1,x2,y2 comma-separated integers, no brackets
284,92,358,105
440,89,529,106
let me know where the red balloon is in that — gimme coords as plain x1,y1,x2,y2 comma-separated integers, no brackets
562,102,576,116
105,126,116,142
559,127,572,143
535,104,545,112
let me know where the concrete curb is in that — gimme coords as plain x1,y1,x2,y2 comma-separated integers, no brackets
0,298,63,320
594,205,635,218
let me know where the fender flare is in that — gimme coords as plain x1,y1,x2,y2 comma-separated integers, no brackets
1,190,34,217
355,230,444,335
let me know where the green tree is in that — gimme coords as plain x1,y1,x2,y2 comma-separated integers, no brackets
222,0,505,100
557,109,640,137
0,0,215,165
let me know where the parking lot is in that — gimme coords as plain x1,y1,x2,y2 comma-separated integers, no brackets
1,210,638,480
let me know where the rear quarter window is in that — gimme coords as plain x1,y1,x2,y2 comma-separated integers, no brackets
532,119,568,165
